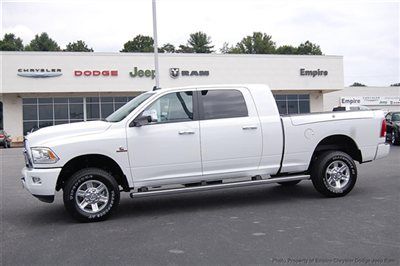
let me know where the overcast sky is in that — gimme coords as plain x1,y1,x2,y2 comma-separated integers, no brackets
1,0,399,86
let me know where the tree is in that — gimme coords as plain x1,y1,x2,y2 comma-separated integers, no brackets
350,82,366,87
232,32,276,54
0,33,24,51
159,43,175,53
65,40,93,52
390,83,400,87
176,44,194,53
120,35,154,52
25,32,60,51
276,45,298,55
178,31,214,53
297,41,322,55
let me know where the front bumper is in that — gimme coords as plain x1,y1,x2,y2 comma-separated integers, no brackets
21,167,62,203
374,143,390,160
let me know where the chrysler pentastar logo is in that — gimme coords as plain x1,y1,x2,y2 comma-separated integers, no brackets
17,68,62,78
169,68,179,78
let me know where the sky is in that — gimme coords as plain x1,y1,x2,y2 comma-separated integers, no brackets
1,0,399,86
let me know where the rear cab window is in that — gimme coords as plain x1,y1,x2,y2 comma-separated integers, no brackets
199,89,248,120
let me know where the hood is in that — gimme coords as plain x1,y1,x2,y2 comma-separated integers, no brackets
26,121,112,147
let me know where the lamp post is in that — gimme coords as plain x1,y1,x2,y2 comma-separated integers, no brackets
152,0,160,89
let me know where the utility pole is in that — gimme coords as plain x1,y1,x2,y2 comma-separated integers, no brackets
152,0,160,89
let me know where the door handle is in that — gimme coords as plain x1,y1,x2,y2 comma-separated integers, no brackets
242,126,258,130
178,131,195,135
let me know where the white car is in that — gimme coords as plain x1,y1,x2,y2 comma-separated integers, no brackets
22,84,390,222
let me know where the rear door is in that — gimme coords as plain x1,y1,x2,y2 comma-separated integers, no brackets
198,87,262,176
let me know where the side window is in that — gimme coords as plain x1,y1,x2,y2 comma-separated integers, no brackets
200,89,248,120
142,91,193,124
385,113,391,121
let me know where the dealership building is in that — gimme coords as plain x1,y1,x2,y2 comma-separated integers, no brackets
0,52,399,143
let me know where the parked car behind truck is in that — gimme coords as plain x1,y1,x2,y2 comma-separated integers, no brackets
0,130,12,148
21,84,390,222
385,112,400,145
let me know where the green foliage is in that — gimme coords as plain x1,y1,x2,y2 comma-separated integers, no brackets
159,43,175,53
178,31,214,53
233,32,276,54
176,44,194,53
220,33,323,55
276,45,298,55
65,40,93,52
0,33,24,51
350,82,367,87
25,32,60,51
297,41,322,55
120,35,154,52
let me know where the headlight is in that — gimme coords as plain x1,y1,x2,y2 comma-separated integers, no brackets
31,147,59,164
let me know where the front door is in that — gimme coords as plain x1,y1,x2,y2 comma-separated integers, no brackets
126,90,201,185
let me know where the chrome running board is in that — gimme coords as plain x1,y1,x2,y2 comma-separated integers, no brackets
129,174,310,199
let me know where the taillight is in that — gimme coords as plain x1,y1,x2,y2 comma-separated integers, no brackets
0,134,4,138
380,119,386,138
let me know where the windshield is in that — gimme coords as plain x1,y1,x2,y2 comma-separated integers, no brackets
392,113,400,121
106,92,155,122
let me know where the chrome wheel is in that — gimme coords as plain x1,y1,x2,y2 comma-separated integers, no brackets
392,131,395,144
75,180,109,214
325,160,350,190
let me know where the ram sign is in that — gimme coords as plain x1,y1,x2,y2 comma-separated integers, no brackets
340,96,400,106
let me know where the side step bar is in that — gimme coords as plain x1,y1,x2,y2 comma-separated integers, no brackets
130,174,310,199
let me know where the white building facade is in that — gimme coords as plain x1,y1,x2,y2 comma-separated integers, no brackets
1,51,345,141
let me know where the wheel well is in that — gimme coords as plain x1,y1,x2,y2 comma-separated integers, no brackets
56,154,130,191
311,135,362,164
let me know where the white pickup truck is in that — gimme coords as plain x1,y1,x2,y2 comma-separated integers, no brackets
22,84,390,222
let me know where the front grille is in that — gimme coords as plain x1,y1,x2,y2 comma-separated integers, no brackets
23,139,33,168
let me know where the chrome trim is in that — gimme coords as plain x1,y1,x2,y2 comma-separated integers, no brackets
130,175,310,198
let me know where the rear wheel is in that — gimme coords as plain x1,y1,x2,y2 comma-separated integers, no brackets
63,168,120,222
311,151,357,197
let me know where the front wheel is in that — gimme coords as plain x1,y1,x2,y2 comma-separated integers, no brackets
63,168,120,222
311,151,357,197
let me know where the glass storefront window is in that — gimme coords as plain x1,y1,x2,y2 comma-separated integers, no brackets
22,96,134,135
274,94,310,115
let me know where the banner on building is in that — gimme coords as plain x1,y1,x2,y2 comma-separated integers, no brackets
340,96,400,106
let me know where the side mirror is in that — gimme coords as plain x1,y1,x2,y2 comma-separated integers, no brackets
131,115,152,127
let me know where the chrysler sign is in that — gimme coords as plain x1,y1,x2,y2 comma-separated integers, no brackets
17,68,62,78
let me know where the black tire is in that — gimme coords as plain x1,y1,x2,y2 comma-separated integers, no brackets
63,168,120,222
311,151,357,197
3,142,8,148
277,180,301,186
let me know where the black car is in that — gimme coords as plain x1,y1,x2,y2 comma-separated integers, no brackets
385,112,400,145
0,130,12,148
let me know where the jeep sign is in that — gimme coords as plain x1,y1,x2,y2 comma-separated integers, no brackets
130,67,156,79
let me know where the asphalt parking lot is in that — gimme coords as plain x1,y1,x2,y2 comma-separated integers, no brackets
1,147,399,265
